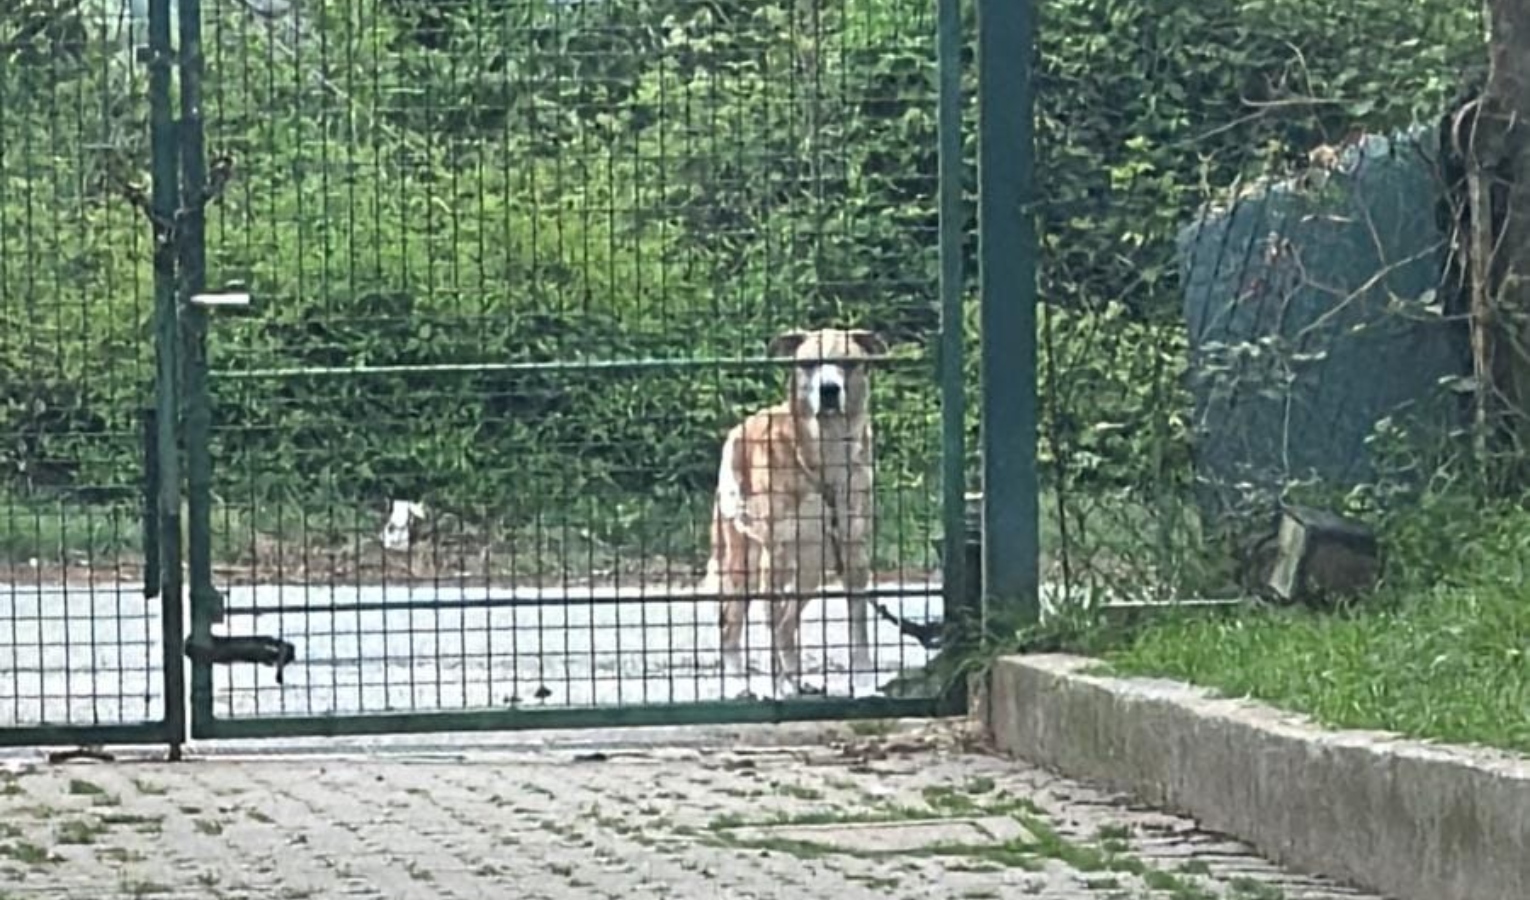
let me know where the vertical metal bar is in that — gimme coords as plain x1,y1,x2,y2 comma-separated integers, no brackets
141,406,160,600
176,0,221,739
977,0,1040,625
937,0,971,649
147,0,186,756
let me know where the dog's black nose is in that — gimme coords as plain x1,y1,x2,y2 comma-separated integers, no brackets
818,382,842,410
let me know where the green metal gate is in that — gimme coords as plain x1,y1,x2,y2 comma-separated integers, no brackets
2,0,1037,750
0,0,186,750
176,0,987,740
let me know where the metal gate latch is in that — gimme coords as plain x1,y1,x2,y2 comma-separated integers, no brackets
185,636,298,684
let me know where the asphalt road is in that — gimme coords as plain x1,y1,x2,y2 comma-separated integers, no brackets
0,579,944,729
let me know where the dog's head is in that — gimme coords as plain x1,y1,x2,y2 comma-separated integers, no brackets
768,327,887,419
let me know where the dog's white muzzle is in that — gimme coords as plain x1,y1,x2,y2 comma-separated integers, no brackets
805,364,847,417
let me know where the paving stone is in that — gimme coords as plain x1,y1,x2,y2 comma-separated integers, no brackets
0,720,1382,899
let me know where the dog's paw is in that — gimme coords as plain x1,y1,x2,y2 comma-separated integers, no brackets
769,675,799,700
721,668,767,702
848,670,882,698
741,674,780,701
792,677,827,697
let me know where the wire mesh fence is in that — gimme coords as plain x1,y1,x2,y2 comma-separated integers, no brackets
0,2,170,737
187,0,956,723
1030,1,1486,614
3,0,1493,740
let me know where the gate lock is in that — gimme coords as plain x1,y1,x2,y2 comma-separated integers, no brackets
185,635,298,684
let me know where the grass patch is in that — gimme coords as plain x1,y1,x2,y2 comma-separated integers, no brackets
97,846,146,864
700,783,1213,897
1098,573,1530,755
66,779,107,797
847,719,898,737
1229,878,1287,899
121,878,172,897
0,841,54,866
56,818,109,845
0,492,142,564
1005,499,1530,758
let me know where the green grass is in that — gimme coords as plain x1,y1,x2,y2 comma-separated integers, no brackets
0,493,142,565
56,817,109,845
1098,556,1530,756
66,779,107,798
0,841,54,866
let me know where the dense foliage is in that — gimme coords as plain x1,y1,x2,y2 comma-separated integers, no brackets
0,0,1485,574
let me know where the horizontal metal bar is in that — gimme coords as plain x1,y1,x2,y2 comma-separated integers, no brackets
191,695,960,740
219,585,943,618
0,722,174,749
211,353,924,380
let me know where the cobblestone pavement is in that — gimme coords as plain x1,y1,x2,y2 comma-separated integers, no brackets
0,721,1380,900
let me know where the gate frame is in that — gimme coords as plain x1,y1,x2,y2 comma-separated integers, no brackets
0,0,190,753
153,0,1035,743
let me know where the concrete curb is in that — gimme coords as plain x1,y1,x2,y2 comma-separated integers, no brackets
983,654,1530,900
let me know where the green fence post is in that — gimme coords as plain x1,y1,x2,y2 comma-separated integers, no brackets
175,0,222,739
938,0,973,657
977,0,1040,629
147,0,186,758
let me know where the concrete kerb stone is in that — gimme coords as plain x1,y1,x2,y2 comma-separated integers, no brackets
981,653,1530,900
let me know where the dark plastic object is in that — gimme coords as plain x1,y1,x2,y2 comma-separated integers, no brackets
1178,128,1470,528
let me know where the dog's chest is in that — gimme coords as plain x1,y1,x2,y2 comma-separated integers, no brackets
796,420,862,499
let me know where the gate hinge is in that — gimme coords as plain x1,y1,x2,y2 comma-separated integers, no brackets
185,635,297,683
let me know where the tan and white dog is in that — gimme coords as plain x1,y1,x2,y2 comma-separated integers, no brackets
699,327,886,698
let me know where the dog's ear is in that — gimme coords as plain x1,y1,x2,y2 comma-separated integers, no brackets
847,329,887,357
768,330,809,358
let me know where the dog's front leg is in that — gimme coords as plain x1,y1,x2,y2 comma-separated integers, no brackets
843,478,876,674
763,547,795,700
843,538,875,673
726,544,782,700
718,591,751,693
768,595,805,699
779,538,828,697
